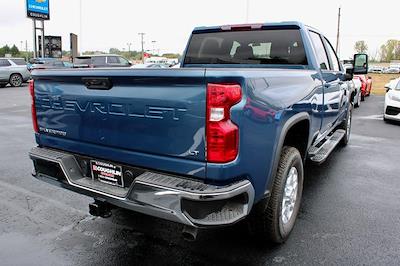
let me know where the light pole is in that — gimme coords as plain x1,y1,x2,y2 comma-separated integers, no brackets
25,40,28,61
127,42,132,54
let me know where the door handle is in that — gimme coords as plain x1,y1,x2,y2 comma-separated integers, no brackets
82,77,113,90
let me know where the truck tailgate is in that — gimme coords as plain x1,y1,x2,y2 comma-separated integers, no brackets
33,69,206,162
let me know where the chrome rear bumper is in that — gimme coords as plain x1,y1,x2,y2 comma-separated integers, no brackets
29,147,255,227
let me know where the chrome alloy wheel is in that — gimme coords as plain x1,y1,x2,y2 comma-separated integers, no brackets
10,74,22,87
281,166,298,224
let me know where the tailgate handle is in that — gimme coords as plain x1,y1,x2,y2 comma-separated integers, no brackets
82,77,113,90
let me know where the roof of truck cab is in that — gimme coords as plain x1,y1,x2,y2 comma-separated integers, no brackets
192,21,309,33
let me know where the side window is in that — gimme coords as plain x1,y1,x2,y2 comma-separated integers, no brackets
92,56,106,65
118,57,130,65
0,59,11,67
309,31,330,70
324,37,340,71
107,56,119,64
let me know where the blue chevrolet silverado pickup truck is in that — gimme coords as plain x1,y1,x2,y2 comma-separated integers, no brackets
29,21,368,243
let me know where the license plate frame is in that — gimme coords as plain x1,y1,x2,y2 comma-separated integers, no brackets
90,160,124,188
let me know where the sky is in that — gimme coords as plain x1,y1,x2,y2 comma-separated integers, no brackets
1,0,399,59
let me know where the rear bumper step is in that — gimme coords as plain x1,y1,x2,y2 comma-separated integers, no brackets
29,147,255,227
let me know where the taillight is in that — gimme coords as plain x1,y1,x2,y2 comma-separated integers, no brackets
29,80,39,133
206,83,242,163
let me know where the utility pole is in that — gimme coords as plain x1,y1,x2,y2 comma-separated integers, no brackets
138,33,145,63
127,42,132,54
335,7,341,56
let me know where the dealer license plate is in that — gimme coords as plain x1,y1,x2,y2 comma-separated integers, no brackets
90,160,124,187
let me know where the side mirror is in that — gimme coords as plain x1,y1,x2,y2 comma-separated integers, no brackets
353,54,368,74
385,86,391,93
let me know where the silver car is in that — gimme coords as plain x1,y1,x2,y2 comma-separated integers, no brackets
0,58,31,88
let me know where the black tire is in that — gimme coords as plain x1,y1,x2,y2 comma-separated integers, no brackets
0,84,6,88
9,74,23,87
339,105,352,146
248,146,304,244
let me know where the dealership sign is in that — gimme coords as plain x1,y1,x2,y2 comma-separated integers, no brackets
26,0,50,20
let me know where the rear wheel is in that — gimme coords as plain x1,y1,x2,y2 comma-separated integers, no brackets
0,84,6,88
248,146,304,244
9,74,23,87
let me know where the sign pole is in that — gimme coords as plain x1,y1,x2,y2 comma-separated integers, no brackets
41,20,45,58
27,0,50,58
32,19,37,58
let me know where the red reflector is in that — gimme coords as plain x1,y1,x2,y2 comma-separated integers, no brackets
206,83,242,163
29,80,39,133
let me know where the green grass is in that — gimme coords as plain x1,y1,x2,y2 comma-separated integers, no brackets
369,73,399,96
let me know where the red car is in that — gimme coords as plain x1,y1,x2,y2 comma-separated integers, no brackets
354,75,372,101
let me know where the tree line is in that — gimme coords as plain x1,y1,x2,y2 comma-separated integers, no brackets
0,44,180,61
0,44,33,59
354,40,400,62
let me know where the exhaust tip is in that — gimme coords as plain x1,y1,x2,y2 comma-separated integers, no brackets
182,226,198,241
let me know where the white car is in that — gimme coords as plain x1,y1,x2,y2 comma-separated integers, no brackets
384,78,400,122
369,66,383,73
383,67,400,74
343,64,362,107
0,58,31,87
352,77,362,108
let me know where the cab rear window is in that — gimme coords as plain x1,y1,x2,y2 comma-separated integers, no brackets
184,29,307,65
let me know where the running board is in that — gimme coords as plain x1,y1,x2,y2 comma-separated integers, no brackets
308,129,345,164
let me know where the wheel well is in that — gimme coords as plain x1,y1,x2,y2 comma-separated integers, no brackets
282,119,310,160
9,73,22,80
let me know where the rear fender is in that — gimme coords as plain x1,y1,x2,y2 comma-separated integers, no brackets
264,112,310,197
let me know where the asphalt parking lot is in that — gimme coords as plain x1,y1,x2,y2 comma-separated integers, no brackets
0,84,399,266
